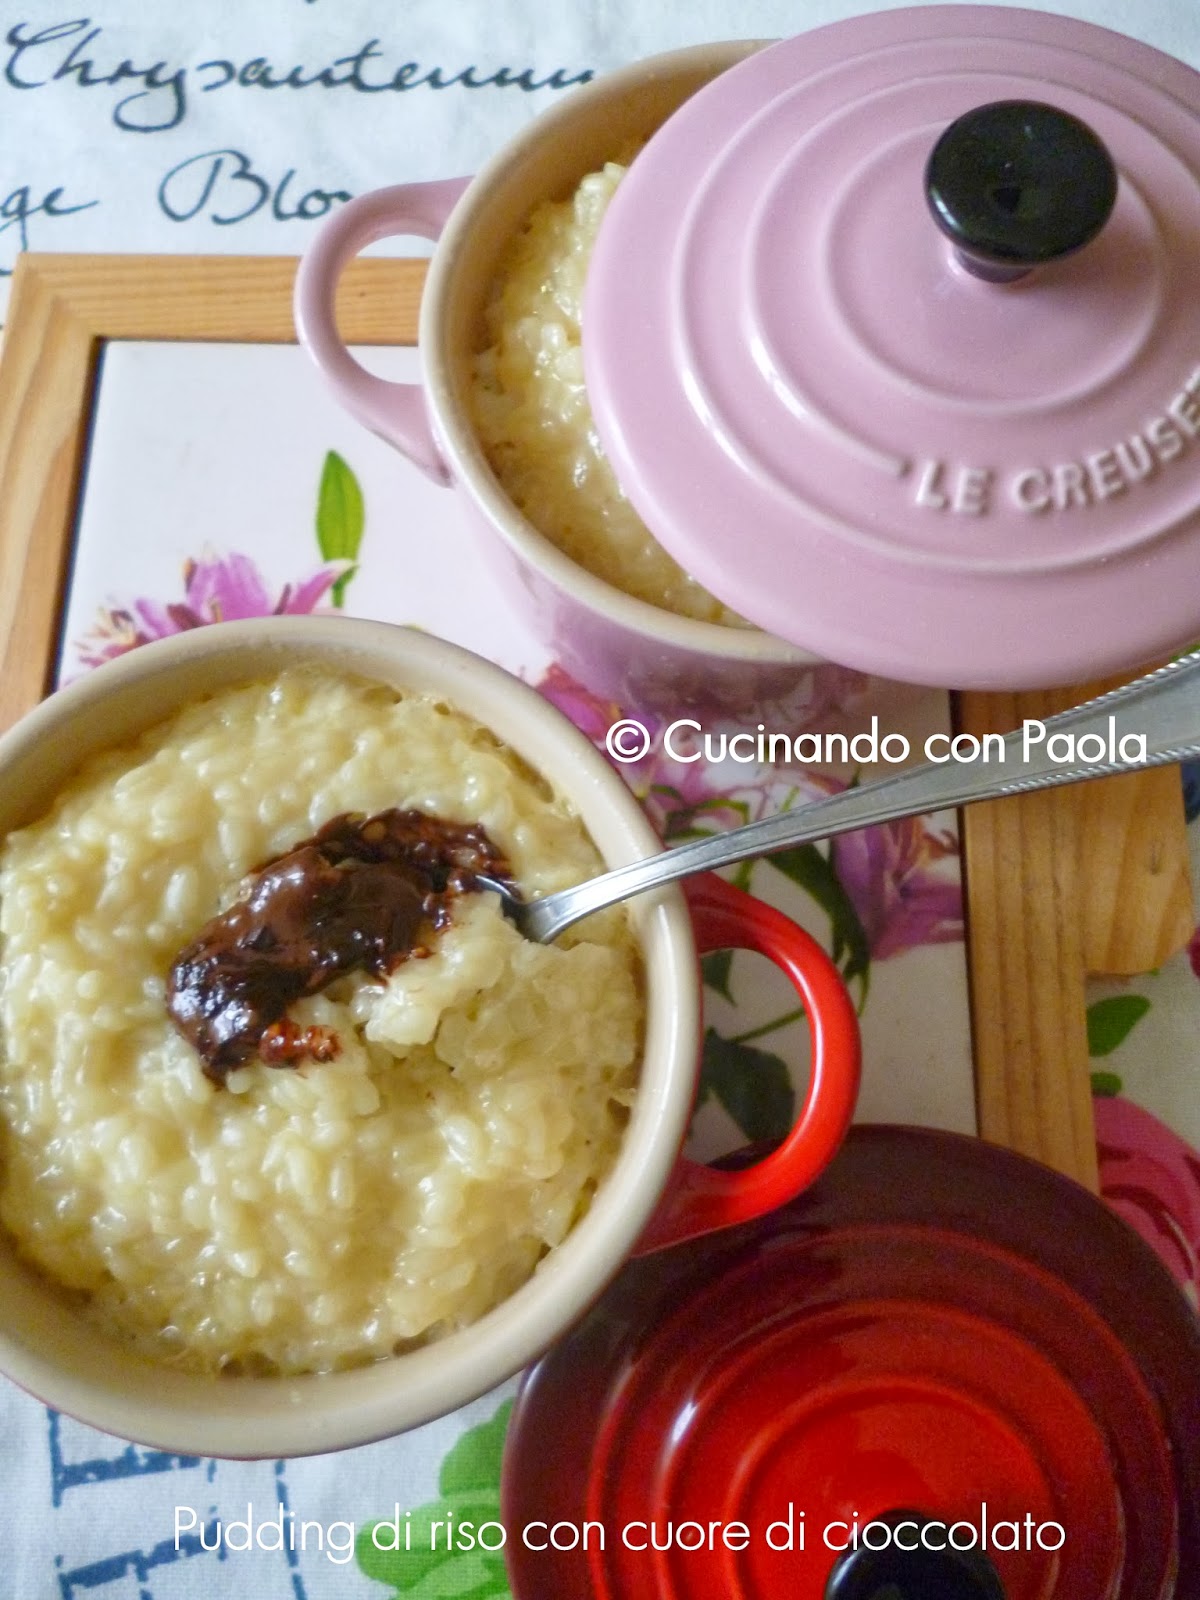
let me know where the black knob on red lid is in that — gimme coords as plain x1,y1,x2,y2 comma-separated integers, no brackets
925,100,1118,282
824,1510,1007,1600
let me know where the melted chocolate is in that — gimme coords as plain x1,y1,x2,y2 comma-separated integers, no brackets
167,809,514,1083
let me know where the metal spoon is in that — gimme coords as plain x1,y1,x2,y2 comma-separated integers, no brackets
491,649,1200,944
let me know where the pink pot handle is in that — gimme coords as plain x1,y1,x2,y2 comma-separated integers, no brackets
635,872,861,1255
293,177,470,483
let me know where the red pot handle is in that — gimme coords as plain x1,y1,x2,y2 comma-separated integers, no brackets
293,177,470,483
635,872,861,1254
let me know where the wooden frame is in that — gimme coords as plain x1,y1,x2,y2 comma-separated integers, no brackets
0,252,1191,1191
0,253,424,734
956,687,1192,1191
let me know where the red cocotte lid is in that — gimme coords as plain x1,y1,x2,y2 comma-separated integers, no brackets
583,7,1200,688
502,1127,1200,1600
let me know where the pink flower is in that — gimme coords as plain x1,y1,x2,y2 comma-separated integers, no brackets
1095,1094,1200,1309
831,814,963,960
76,550,351,669
534,664,820,842
536,663,632,751
536,664,963,965
760,662,874,730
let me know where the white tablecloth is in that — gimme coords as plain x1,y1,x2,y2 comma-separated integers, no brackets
2,6,1199,1597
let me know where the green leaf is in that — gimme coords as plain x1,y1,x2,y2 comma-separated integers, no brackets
357,1493,509,1595
730,858,755,893
770,843,871,998
1091,1070,1124,1097
700,949,735,1002
665,799,753,842
357,1400,513,1596
1086,995,1150,1058
439,1399,512,1496
700,1027,794,1143
690,795,751,819
316,449,365,605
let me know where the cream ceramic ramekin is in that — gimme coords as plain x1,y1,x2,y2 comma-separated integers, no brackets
0,617,858,1456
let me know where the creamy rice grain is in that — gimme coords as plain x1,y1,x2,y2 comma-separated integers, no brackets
0,671,641,1375
470,161,747,626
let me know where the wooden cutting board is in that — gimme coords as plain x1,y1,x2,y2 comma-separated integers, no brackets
957,681,1194,1192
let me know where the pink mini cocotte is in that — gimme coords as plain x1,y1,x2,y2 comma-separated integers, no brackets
582,6,1200,688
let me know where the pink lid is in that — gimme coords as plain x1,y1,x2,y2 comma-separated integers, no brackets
583,7,1200,688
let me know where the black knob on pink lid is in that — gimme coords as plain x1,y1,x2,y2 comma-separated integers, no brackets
925,100,1118,281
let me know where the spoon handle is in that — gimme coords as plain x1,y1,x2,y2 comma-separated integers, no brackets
528,648,1200,943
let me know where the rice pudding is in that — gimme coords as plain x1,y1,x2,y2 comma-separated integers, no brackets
469,160,748,626
0,669,641,1376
